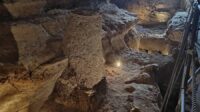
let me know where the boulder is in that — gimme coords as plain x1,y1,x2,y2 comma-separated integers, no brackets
62,12,105,88
0,59,68,112
0,10,69,112
11,23,54,70
166,11,187,42
8,11,69,70
111,0,180,25
52,12,106,112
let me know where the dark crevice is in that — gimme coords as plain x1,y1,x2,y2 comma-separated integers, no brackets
0,23,19,64
154,59,182,112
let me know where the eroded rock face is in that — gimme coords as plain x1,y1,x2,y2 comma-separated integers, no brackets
166,11,188,43
0,10,70,111
10,12,68,70
111,0,180,25
125,11,187,56
0,0,178,112
46,12,106,112
62,12,104,89
12,23,53,70
98,61,162,112
0,59,68,112
99,3,137,64
0,3,106,112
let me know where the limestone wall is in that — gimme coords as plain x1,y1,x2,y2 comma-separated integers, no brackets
0,1,107,112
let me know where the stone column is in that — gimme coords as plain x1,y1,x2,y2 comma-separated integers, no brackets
57,11,105,112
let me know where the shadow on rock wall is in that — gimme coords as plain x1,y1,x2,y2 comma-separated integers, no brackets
0,2,18,63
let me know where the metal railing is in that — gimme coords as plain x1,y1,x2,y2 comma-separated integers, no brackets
160,0,200,112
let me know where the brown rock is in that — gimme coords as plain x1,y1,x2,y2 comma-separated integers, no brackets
99,3,137,63
125,72,153,85
0,58,68,112
52,12,106,112
166,11,187,42
125,28,171,55
9,12,69,70
11,23,53,70
62,12,105,89
3,1,46,18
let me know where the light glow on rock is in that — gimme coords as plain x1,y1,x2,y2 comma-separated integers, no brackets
115,61,122,67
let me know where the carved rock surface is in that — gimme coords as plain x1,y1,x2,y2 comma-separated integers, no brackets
125,27,170,55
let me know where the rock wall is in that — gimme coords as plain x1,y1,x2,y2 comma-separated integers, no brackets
0,0,168,112
99,3,137,64
0,1,108,112
125,27,171,55
124,1,188,55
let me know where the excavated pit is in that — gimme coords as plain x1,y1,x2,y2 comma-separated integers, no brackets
0,0,189,112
